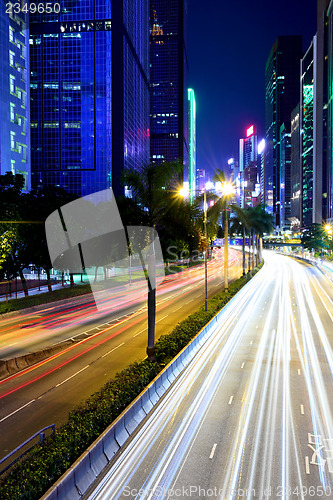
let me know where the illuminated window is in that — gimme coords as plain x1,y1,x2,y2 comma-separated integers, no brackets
10,75,15,93
10,103,15,122
10,132,16,150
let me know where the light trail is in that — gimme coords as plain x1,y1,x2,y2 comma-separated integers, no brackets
85,252,333,500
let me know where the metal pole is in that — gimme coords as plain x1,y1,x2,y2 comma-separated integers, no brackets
204,189,208,311
224,207,228,291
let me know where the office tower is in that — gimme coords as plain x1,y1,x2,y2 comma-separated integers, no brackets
300,40,314,228
149,1,189,171
327,0,333,219
258,139,269,211
187,88,196,201
196,168,206,191
0,4,30,189
279,123,292,228
265,36,303,228
290,104,301,228
30,0,149,197
239,125,258,208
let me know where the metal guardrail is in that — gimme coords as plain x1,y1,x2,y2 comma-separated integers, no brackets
0,424,55,475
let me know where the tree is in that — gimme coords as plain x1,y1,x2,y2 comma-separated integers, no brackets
301,223,330,254
121,161,199,360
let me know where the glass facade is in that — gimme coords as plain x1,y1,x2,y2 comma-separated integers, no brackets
149,0,188,172
0,3,30,190
301,42,314,228
279,123,291,228
328,1,333,219
290,104,301,225
30,0,149,196
265,36,303,228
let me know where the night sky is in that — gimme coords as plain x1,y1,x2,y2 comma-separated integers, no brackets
187,0,317,178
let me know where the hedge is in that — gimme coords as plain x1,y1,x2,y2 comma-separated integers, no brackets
0,263,263,499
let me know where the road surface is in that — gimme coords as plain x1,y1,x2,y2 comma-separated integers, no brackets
0,251,242,462
85,252,333,500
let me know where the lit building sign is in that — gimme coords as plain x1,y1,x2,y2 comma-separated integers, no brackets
246,125,254,137
228,158,234,165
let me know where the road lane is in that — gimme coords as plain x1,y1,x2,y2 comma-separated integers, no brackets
85,252,333,500
0,253,243,460
0,252,241,359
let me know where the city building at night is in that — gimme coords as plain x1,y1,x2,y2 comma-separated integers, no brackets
265,36,303,228
290,104,301,228
279,123,291,229
149,0,189,173
29,0,149,197
300,40,314,228
327,0,333,220
0,4,30,189
239,125,258,208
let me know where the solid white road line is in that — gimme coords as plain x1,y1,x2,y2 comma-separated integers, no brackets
209,443,217,459
55,365,89,387
0,399,35,423
305,456,310,474
102,342,125,358
156,315,168,323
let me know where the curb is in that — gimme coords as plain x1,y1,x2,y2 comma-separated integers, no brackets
0,341,73,381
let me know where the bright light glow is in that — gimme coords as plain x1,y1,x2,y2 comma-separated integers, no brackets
179,184,189,197
222,183,235,197
228,158,234,165
205,181,214,191
324,224,333,235
246,125,254,137
215,181,222,192
258,139,265,155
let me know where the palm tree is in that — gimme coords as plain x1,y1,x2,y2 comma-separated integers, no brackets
246,205,274,266
121,161,200,360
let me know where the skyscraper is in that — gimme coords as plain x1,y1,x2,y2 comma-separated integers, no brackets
149,1,189,171
290,104,301,227
0,4,30,189
265,36,303,229
300,40,314,228
326,0,333,219
30,0,149,197
239,125,258,208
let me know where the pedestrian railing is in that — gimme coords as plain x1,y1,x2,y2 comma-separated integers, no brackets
0,424,55,475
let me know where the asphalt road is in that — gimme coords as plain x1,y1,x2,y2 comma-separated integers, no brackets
0,251,242,462
85,252,333,500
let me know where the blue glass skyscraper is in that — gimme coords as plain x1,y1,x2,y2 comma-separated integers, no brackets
30,0,149,197
0,3,30,190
